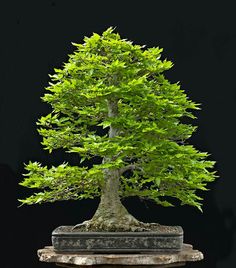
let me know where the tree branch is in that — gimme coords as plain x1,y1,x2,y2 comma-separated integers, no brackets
111,150,124,160
119,164,144,175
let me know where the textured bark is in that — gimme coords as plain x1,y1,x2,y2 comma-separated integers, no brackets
89,167,140,231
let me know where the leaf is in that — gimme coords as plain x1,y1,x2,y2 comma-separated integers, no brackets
98,121,111,128
80,157,86,164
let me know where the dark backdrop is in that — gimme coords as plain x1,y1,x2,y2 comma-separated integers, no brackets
1,1,236,267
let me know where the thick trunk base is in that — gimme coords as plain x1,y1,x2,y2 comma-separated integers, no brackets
72,200,162,232
73,215,161,232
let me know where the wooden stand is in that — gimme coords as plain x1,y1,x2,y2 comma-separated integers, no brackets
56,263,186,268
38,244,203,267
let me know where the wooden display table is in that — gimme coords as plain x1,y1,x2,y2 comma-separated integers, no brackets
38,244,203,267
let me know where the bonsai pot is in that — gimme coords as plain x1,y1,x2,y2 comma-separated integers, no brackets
52,225,183,253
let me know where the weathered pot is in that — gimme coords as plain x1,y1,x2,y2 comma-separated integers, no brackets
52,226,183,253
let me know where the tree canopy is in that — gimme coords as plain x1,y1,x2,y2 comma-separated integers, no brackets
19,27,217,211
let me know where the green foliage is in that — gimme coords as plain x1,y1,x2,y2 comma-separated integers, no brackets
19,162,102,204
19,27,217,209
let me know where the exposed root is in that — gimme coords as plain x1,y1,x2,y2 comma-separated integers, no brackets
72,216,161,232
72,220,91,231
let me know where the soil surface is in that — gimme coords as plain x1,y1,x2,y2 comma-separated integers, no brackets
53,224,183,234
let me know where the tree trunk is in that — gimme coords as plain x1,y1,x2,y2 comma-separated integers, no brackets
88,99,140,230
92,170,136,227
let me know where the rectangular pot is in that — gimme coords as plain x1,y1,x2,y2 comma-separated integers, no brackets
52,226,183,253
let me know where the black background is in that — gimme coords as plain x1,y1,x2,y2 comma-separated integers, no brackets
1,1,236,267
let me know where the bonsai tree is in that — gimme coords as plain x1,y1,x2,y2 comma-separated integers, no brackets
19,28,216,231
